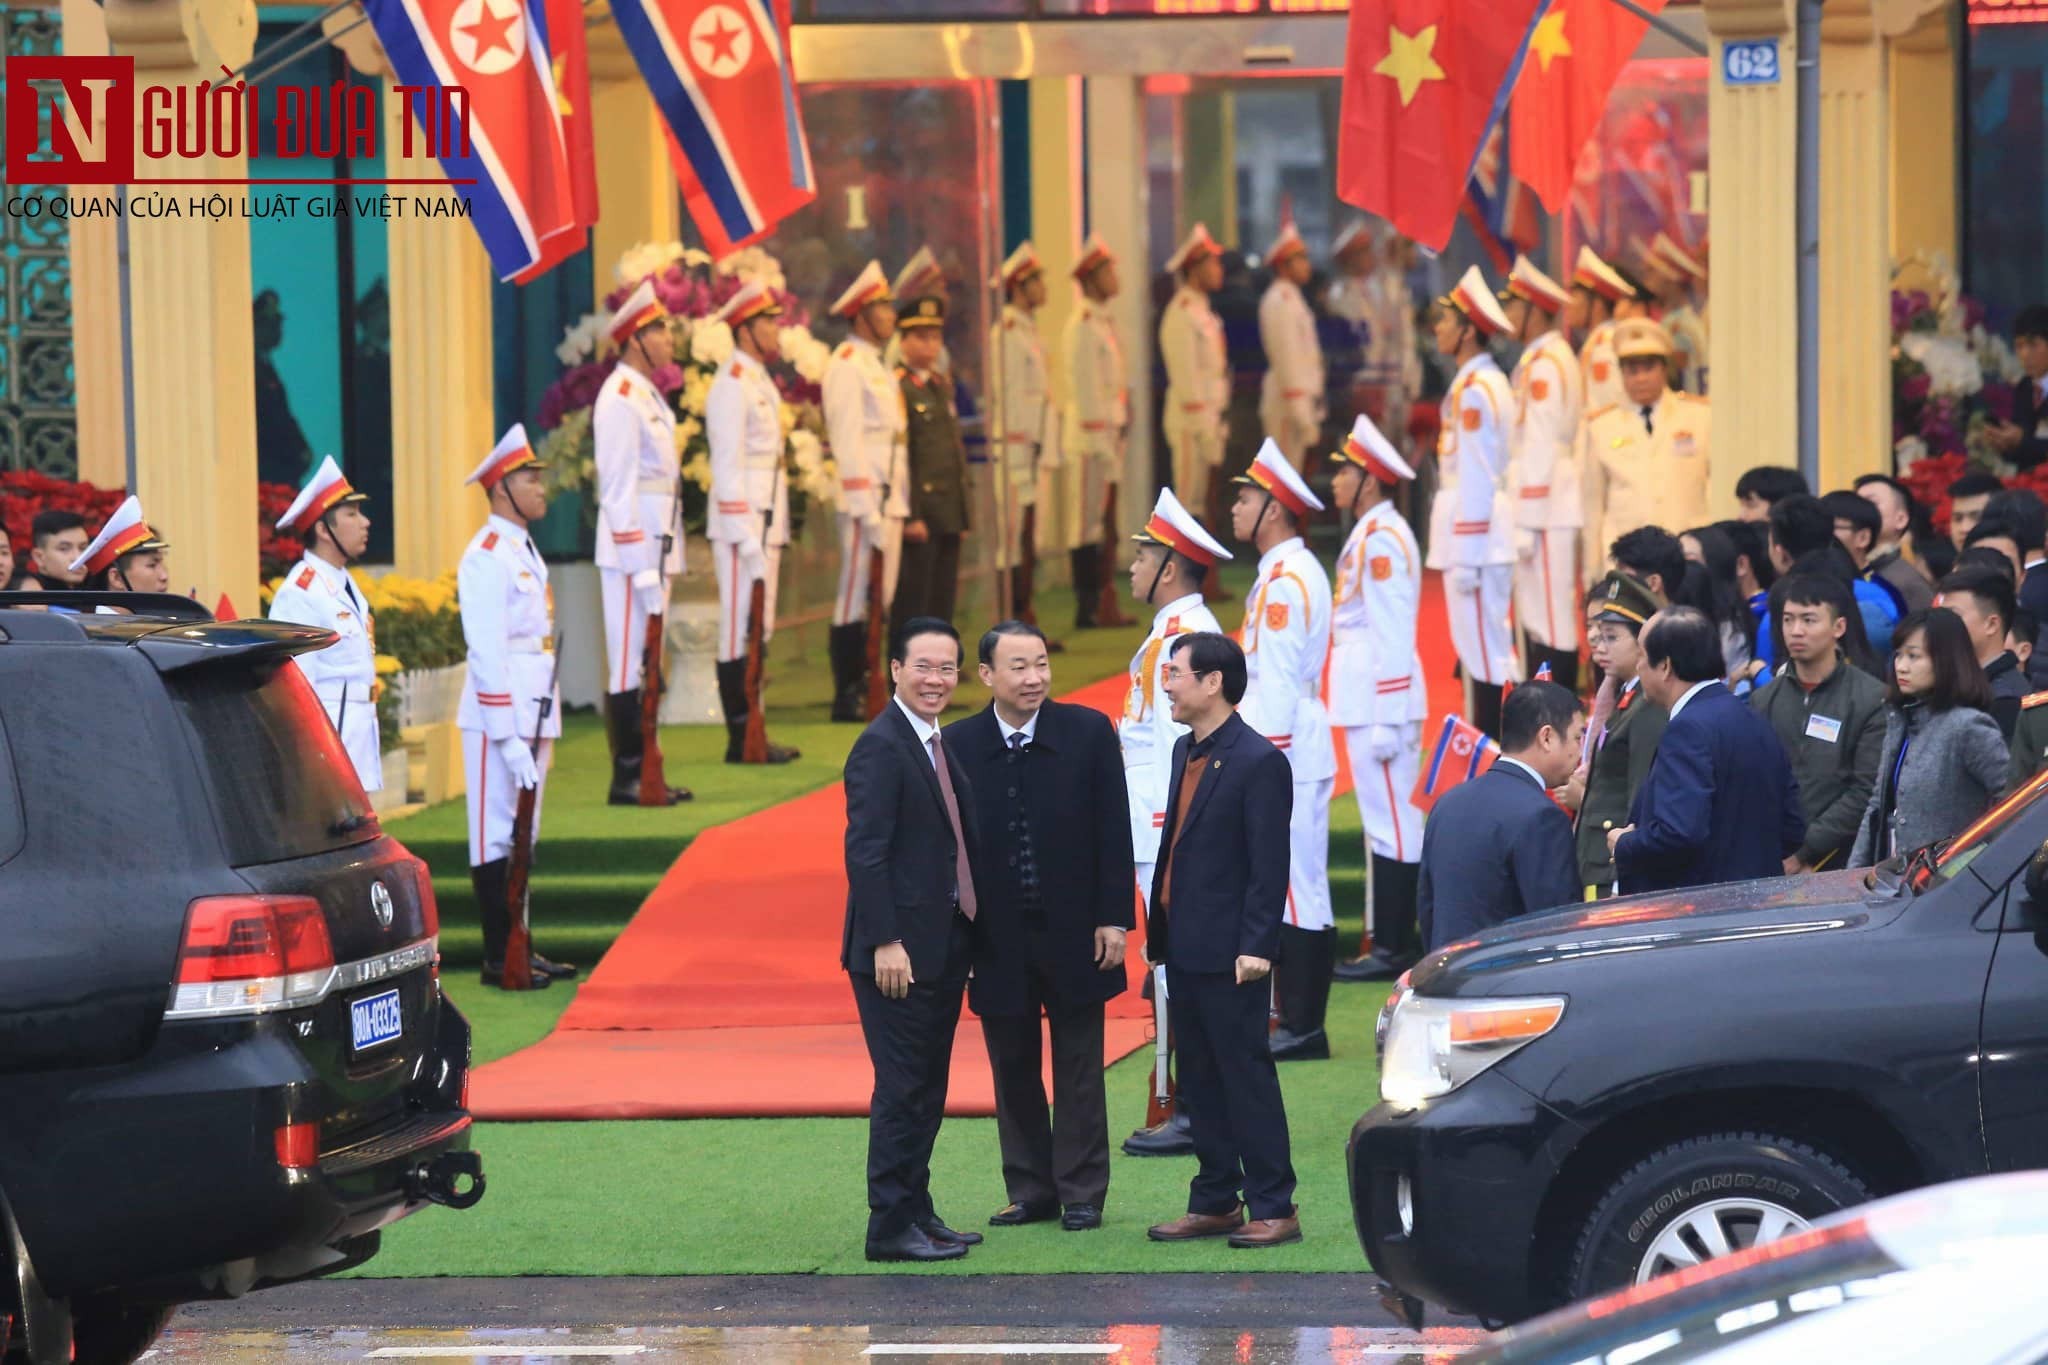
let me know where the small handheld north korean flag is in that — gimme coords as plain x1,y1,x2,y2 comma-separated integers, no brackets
1412,713,1497,813
1533,661,1553,682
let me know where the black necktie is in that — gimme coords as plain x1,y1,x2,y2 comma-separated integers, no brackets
1641,405,1655,435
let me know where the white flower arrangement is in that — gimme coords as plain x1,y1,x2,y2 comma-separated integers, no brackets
554,311,610,368
779,325,832,384
1900,331,1984,400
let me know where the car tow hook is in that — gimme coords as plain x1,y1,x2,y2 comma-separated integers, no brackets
1373,1278,1426,1331
408,1151,485,1210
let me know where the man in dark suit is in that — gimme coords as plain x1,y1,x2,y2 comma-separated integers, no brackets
842,616,987,1263
1611,607,1807,895
1142,632,1301,1249
946,621,1134,1233
1986,305,2048,472
1418,681,1585,952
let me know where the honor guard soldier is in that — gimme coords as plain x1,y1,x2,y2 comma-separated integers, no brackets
1652,232,1711,395
593,277,689,806
1429,264,1522,738
1570,246,1635,415
1503,256,1586,689
705,279,798,766
1229,439,1336,1062
822,260,908,720
989,242,1060,623
1325,417,1427,984
1257,223,1325,474
1063,232,1135,630
458,426,575,989
1159,224,1229,524
883,245,949,376
1574,572,1667,898
71,495,172,597
1581,319,1712,584
891,296,970,626
268,456,383,791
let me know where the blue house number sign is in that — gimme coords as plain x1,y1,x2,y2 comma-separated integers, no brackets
1723,40,1781,86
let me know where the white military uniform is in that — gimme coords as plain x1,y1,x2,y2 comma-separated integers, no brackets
1063,295,1128,539
1258,274,1323,470
1159,284,1228,513
824,334,908,623
1330,498,1427,867
1582,388,1713,582
592,362,683,696
1123,591,1222,908
1510,330,1585,655
989,301,1061,563
1580,319,1623,415
458,513,562,866
269,553,383,791
1240,534,1336,933
1429,352,1520,687
705,347,789,663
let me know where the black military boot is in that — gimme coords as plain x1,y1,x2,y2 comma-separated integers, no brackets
1470,680,1506,742
1338,855,1423,982
830,623,869,723
471,858,549,991
605,690,645,805
1072,547,1099,630
1122,1109,1196,1157
1270,924,1332,1061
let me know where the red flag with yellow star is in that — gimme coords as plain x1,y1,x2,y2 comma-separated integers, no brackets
1509,0,1667,214
1337,0,1550,250
512,0,599,284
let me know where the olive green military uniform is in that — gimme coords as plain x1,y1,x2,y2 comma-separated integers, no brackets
1574,572,1667,896
2006,690,2048,795
890,294,970,626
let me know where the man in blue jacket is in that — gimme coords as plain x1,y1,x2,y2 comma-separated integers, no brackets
1612,607,1807,894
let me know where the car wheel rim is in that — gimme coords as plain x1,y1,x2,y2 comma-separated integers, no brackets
1635,1197,1810,1284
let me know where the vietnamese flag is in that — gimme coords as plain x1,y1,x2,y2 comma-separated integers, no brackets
1337,0,1550,251
1509,0,1667,214
512,0,600,285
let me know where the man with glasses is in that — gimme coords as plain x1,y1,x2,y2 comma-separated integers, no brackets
842,617,986,1263
945,621,1133,1234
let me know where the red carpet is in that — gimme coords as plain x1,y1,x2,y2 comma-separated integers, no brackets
472,576,1460,1121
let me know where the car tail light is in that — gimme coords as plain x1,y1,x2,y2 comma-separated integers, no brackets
410,857,440,939
274,1120,320,1170
168,896,336,1017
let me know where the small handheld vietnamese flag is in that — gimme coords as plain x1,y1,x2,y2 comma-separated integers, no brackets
1412,713,1498,813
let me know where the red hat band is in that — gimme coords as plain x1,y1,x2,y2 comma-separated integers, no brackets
1142,513,1215,568
86,522,152,576
1248,462,1312,518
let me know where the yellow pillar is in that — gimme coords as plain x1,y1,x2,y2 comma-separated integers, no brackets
1817,0,1891,490
104,0,259,613
1887,6,1956,278
60,0,125,489
587,20,678,301
1086,75,1152,525
1029,77,1084,554
383,78,497,579
1701,0,1799,515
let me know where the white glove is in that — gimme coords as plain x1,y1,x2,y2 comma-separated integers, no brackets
495,736,539,791
740,538,769,583
633,571,666,618
1368,724,1403,764
863,512,886,542
1447,566,1479,596
1517,530,1538,563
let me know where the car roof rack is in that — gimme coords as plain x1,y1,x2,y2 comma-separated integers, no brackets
0,591,216,621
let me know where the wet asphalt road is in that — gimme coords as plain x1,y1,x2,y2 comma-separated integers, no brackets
164,1275,1489,1361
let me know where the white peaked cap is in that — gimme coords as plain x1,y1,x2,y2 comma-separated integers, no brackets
276,454,364,533
1235,437,1325,517
1335,413,1415,485
830,260,891,318
712,279,781,327
1166,223,1220,274
607,278,665,344
71,494,164,576
893,245,943,297
1265,221,1307,266
1073,231,1115,279
1572,245,1633,301
1133,486,1232,566
467,423,543,488
1445,264,1512,337
997,241,1044,290
1506,255,1570,314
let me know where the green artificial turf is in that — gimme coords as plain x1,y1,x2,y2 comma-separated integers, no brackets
370,559,1397,1275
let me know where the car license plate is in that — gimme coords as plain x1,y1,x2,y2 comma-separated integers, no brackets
350,988,403,1053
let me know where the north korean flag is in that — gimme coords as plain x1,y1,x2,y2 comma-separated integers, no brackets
1337,0,1550,250
1411,712,1498,813
611,0,815,256
362,0,576,280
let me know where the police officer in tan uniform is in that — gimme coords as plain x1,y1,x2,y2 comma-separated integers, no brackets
1580,319,1712,584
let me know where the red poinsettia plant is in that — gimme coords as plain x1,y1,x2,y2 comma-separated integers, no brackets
2,472,303,582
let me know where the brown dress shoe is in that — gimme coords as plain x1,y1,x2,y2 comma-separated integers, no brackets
1147,1206,1246,1242
1228,1211,1302,1248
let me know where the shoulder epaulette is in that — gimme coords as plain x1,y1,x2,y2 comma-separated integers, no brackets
729,362,743,378
482,531,499,551
836,343,854,359
1679,393,1709,405
1587,403,1618,421
295,567,315,590
2023,690,2048,711
617,379,632,396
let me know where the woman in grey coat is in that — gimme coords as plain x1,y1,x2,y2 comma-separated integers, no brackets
1849,608,2011,868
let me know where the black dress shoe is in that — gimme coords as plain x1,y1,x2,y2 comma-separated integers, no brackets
667,784,694,803
478,963,552,990
921,1219,983,1247
1122,1111,1196,1157
530,953,579,981
1061,1204,1102,1231
988,1200,1059,1227
1333,952,1405,983
865,1225,967,1262
1269,1026,1331,1061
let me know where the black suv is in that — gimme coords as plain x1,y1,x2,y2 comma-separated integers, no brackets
0,595,483,1365
1350,772,2048,1327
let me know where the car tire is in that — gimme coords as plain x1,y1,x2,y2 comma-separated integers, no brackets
1565,1130,1871,1303
68,1296,174,1365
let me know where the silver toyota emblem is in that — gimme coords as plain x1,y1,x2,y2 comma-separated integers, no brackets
371,881,394,929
